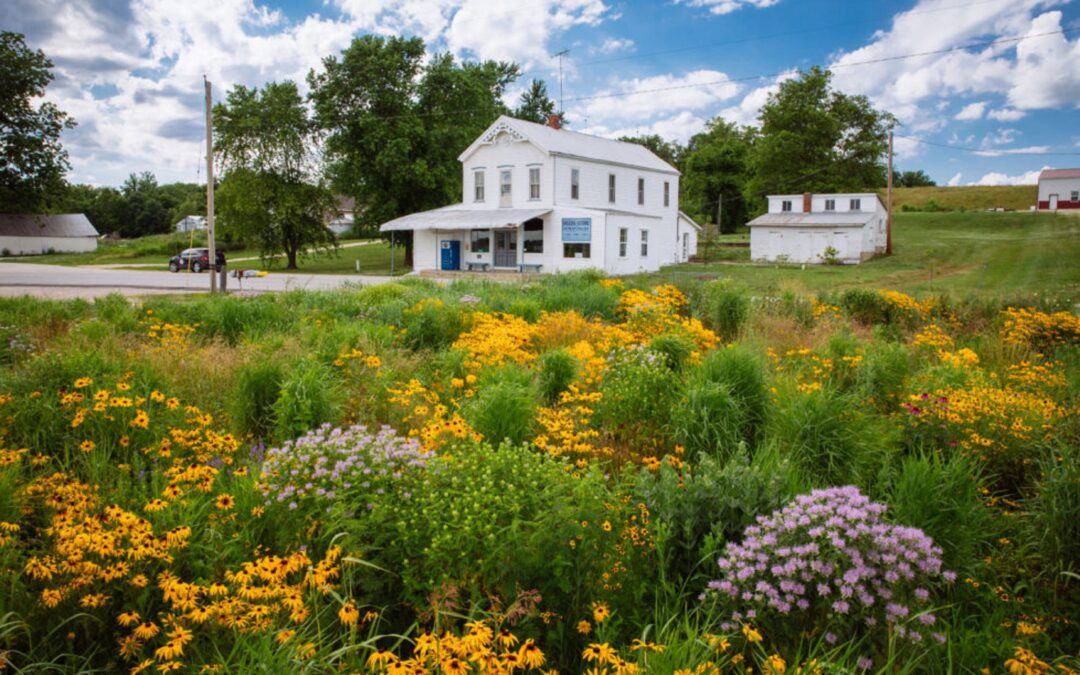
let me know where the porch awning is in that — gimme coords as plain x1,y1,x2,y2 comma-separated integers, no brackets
379,206,551,232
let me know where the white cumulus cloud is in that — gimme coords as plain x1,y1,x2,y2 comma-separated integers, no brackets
674,0,781,16
947,172,963,186
578,69,741,125
954,101,987,120
969,168,1046,185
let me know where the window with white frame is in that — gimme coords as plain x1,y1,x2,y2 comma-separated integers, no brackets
563,243,590,258
638,177,645,205
522,218,543,253
1072,191,1079,202
608,174,616,203
571,168,580,200
824,199,836,211
529,167,540,200
850,198,861,211
499,169,512,205
664,181,670,207
470,229,490,253
640,229,648,257
781,200,792,212
473,170,485,202
618,227,628,257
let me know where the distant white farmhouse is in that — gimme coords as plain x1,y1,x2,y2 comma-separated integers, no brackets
747,193,887,264
0,214,99,255
175,215,207,233
327,196,356,237
1036,168,1080,212
379,115,699,274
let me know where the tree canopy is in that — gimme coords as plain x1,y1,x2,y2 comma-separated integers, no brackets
896,169,936,187
512,79,560,126
0,32,75,212
214,80,336,269
681,120,755,233
617,134,683,170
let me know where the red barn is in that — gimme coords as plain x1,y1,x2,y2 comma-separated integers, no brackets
1037,168,1080,211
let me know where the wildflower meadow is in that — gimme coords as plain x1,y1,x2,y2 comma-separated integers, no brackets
0,272,1077,674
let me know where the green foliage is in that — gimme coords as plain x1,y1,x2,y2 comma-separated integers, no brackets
512,79,559,125
1026,447,1080,582
698,347,769,448
896,169,937,188
696,279,751,341
537,349,577,403
462,372,537,446
648,332,695,371
856,341,911,410
839,287,891,325
401,299,466,351
273,359,340,440
596,349,682,453
670,379,745,461
230,359,284,442
619,134,683,170
0,31,74,212
681,119,753,233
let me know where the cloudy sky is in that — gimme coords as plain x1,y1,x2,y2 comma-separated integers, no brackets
4,0,1079,188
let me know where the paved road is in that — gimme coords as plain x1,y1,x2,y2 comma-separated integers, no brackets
0,262,399,299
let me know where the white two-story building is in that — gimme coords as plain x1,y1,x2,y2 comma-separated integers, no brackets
379,115,700,274
747,192,887,264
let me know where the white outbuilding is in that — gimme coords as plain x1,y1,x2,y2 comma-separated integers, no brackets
747,193,887,264
175,215,207,233
0,214,99,256
1036,168,1080,212
379,114,695,274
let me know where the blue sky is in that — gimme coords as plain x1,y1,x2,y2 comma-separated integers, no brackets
3,0,1079,188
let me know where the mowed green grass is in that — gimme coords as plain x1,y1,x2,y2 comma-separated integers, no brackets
882,185,1036,211
656,212,1080,300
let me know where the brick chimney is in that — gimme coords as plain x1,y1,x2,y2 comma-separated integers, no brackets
547,113,561,130
803,192,812,213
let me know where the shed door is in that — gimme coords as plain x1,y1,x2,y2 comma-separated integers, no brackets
1049,194,1058,210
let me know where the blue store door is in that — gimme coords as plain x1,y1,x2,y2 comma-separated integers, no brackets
440,240,461,270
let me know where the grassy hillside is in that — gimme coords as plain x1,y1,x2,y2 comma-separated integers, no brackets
662,211,1080,301
881,185,1037,211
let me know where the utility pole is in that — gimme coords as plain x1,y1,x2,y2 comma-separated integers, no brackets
204,76,217,293
552,48,569,115
886,129,894,256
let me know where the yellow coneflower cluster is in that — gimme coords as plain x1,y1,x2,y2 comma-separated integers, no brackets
364,621,548,674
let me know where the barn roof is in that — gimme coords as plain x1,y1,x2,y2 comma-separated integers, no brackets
747,212,877,227
0,214,99,238
1039,168,1080,181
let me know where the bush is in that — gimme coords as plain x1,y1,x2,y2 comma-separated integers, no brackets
595,349,681,453
698,347,768,449
670,379,745,461
461,375,537,446
401,298,466,351
1026,446,1080,582
708,486,955,664
648,332,695,371
856,341,910,411
229,359,284,441
839,288,890,326
696,279,750,342
537,349,578,403
273,360,341,440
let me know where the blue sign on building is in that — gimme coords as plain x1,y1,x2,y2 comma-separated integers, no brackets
561,217,592,242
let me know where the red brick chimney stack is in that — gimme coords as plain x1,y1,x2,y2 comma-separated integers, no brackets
547,113,561,130
803,192,812,213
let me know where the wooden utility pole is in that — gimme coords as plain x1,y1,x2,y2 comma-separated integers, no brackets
204,76,217,293
886,129,894,256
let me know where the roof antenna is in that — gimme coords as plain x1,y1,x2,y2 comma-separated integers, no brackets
551,48,569,116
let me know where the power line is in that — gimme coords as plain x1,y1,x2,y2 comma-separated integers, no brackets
894,133,1080,157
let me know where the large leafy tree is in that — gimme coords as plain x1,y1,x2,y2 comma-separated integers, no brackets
214,81,335,269
896,169,936,187
750,67,894,198
681,119,755,233
0,32,75,212
308,35,517,265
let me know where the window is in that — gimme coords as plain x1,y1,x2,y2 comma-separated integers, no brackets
470,229,490,253
608,174,616,203
781,200,792,212
473,170,485,202
824,199,836,211
529,167,540,200
640,229,648,257
638,177,645,205
571,168,579,200
1072,191,1079,202
500,169,512,205
618,227,628,257
664,181,670,207
563,243,591,258
850,198,861,211
523,218,543,253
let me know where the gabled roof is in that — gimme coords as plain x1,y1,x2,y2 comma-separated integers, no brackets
1039,168,1080,181
459,115,679,175
747,212,877,227
678,211,703,231
0,214,99,238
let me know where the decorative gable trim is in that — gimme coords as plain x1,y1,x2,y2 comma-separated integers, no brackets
478,121,529,146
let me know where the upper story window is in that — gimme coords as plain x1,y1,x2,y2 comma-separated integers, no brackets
850,198,862,211
571,168,580,200
608,174,616,203
781,200,792,212
664,181,670,207
640,229,648,257
529,167,540,200
638,177,645,205
473,170,485,202
618,227,628,257
500,169,512,207
1071,191,1079,202
824,199,836,211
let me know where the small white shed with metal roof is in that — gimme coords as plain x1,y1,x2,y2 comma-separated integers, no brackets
747,193,886,264
0,214,100,256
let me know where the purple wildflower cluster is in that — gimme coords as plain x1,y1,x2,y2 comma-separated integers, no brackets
260,423,428,515
708,486,954,655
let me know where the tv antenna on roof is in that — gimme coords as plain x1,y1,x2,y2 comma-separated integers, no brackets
551,48,569,115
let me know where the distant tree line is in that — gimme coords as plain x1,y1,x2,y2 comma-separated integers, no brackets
53,174,205,238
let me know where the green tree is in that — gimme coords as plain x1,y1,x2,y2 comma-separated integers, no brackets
750,67,894,199
896,169,936,187
512,79,559,125
617,134,683,170
0,32,75,212
681,119,754,233
118,172,170,237
214,81,335,269
308,35,517,265
55,183,124,234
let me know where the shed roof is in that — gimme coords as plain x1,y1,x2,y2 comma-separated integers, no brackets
459,116,679,175
1039,168,1080,181
747,212,876,228
380,206,552,232
0,214,99,238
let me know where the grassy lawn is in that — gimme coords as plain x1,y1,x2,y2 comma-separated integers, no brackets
654,211,1080,300
881,184,1036,211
